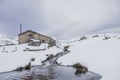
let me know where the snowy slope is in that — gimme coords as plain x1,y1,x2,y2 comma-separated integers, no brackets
0,34,17,46
0,33,120,80
58,34,120,80
0,34,62,73
0,43,62,73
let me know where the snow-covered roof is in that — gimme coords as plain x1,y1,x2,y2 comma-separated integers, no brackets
30,38,40,42
19,30,54,40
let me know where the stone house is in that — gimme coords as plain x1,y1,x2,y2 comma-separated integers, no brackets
18,30,56,46
28,38,41,46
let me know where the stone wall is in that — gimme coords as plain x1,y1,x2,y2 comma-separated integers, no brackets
18,31,56,46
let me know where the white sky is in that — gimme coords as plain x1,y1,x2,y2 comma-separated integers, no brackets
0,0,120,38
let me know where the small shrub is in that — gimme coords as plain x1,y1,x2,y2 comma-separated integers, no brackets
72,62,88,75
103,37,111,40
42,54,55,63
23,50,27,51
92,35,99,38
63,46,69,51
73,62,83,69
15,62,32,72
49,54,55,58
26,48,29,50
31,58,35,62
24,62,31,70
75,69,82,75
46,54,55,60
80,36,87,41
15,67,24,71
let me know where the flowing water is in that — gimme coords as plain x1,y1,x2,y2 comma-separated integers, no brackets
0,65,102,80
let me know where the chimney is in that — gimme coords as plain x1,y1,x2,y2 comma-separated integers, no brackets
20,23,22,34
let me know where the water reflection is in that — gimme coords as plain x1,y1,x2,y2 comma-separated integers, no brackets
0,66,102,80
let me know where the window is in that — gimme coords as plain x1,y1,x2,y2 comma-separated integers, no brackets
28,34,33,38
42,40,45,43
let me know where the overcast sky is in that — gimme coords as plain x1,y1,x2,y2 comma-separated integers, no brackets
0,0,120,39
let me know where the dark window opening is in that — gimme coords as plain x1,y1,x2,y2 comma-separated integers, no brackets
28,34,33,38
42,40,45,43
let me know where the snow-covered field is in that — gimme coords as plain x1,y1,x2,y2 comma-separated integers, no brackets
0,43,62,73
58,34,120,80
0,34,17,46
0,33,120,80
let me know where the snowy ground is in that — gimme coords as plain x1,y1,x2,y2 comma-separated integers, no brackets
0,43,62,73
58,34,120,80
0,34,17,46
0,33,120,80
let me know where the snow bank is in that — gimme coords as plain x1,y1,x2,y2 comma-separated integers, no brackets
0,53,46,72
0,34,17,46
58,36,120,80
0,43,62,73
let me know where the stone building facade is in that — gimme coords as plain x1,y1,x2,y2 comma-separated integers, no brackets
18,30,56,46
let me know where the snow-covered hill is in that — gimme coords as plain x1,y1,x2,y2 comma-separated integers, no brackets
0,34,17,46
58,34,120,80
0,43,62,73
0,33,120,80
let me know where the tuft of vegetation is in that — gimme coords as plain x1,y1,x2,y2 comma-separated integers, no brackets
79,36,87,41
63,46,69,51
72,62,88,75
23,47,46,52
46,54,55,60
103,37,111,40
23,50,27,52
92,35,99,38
15,67,24,71
31,58,35,62
24,62,31,70
15,62,31,71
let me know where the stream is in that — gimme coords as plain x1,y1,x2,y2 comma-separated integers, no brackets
0,65,102,80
